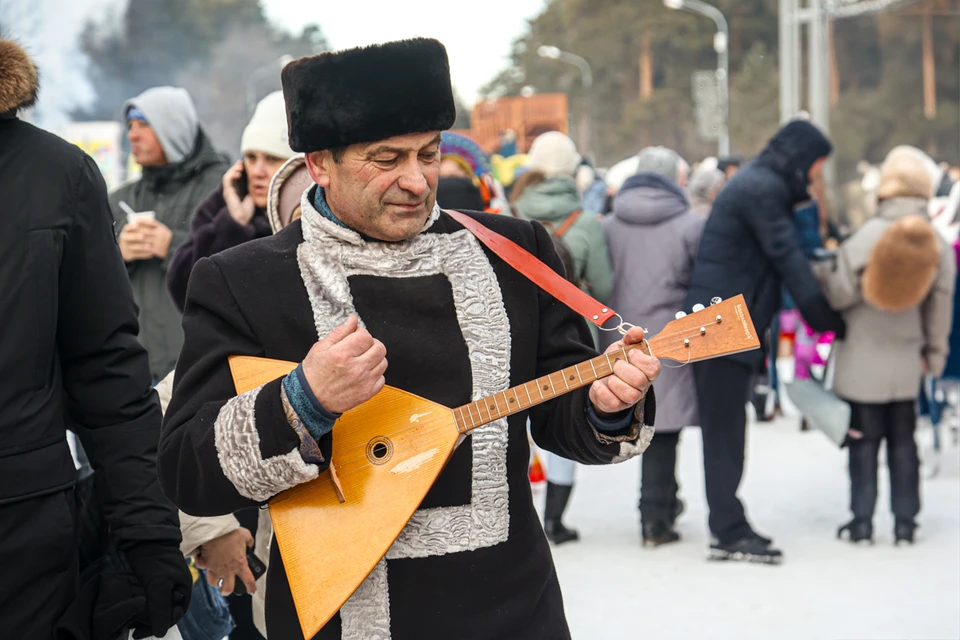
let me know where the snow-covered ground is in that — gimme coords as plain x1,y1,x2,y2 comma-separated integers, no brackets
542,415,960,640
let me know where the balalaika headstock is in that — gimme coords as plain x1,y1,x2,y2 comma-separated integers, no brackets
646,294,761,363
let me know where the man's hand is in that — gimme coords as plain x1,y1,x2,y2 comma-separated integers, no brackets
222,160,256,226
136,218,174,259
118,223,154,262
589,326,660,417
301,315,388,414
195,527,256,596
120,218,174,260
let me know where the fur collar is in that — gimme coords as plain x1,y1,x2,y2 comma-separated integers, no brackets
0,39,39,114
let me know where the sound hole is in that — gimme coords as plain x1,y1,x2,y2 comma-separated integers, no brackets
366,437,394,465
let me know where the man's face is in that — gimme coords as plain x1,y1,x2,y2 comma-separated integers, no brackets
807,157,827,200
305,131,442,242
243,151,287,208
127,119,167,167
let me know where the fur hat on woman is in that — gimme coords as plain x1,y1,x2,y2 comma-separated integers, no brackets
862,214,940,312
0,38,39,114
877,147,935,201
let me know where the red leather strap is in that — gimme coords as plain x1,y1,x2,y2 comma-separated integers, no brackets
445,210,617,328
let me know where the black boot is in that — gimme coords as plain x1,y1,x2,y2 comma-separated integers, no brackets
670,498,685,527
709,533,783,565
642,521,680,547
837,518,873,544
894,518,916,545
544,482,579,545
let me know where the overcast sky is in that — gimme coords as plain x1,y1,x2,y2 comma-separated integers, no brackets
262,0,548,104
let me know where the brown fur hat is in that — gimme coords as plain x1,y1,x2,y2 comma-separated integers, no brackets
0,38,39,114
862,214,940,312
876,147,934,201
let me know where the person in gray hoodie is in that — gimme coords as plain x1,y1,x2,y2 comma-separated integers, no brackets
110,86,230,381
601,147,704,546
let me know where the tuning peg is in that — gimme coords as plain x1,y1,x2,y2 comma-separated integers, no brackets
692,303,705,313
675,311,687,319
711,297,722,306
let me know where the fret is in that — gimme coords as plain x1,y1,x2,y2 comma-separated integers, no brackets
489,395,503,419
589,358,599,379
604,352,615,372
620,347,630,364
524,382,533,405
574,363,584,385
457,406,469,430
480,400,492,422
547,374,556,395
561,369,570,390
495,392,507,417
511,388,523,410
536,380,545,400
466,403,477,426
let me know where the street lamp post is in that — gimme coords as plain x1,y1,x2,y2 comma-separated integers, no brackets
247,55,293,114
538,45,594,158
663,0,730,156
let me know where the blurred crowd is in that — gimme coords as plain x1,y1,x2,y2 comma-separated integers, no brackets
3,37,958,637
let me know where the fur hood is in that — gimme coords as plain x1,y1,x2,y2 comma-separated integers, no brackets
0,38,38,114
862,205,940,312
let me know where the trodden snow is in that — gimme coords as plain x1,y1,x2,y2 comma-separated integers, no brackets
541,414,960,640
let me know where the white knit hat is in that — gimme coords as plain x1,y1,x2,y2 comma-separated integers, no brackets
241,91,295,159
526,131,581,178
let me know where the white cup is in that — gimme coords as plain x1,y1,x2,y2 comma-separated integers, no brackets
126,210,156,225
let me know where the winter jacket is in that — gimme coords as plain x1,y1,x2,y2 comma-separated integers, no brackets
602,173,703,431
0,114,181,545
109,132,230,380
685,120,845,367
945,240,960,380
513,176,613,302
167,186,271,312
814,197,955,403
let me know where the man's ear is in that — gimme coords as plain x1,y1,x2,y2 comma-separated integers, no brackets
305,151,332,188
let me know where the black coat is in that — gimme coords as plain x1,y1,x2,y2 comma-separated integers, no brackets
0,115,181,540
685,121,845,366
160,198,653,639
166,186,272,312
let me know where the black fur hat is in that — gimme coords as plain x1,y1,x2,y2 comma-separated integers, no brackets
281,38,456,152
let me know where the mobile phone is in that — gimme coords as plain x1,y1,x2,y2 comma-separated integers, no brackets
231,549,266,596
233,168,249,200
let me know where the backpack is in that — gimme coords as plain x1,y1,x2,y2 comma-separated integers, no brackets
542,209,582,286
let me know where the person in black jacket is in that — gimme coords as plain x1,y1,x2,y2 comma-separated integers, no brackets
0,39,192,638
684,119,846,564
167,91,295,313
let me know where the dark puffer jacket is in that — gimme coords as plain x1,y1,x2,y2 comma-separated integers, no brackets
684,120,845,366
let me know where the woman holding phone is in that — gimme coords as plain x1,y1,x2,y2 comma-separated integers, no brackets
167,91,296,312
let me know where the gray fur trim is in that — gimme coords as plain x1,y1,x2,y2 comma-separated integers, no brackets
611,425,656,464
214,384,319,502
340,559,391,640
295,202,511,638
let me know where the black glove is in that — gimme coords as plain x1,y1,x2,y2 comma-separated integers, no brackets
122,542,192,639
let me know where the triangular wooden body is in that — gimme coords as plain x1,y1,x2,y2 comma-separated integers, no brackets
227,356,460,638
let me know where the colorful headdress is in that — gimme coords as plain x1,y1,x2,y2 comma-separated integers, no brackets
441,131,492,179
